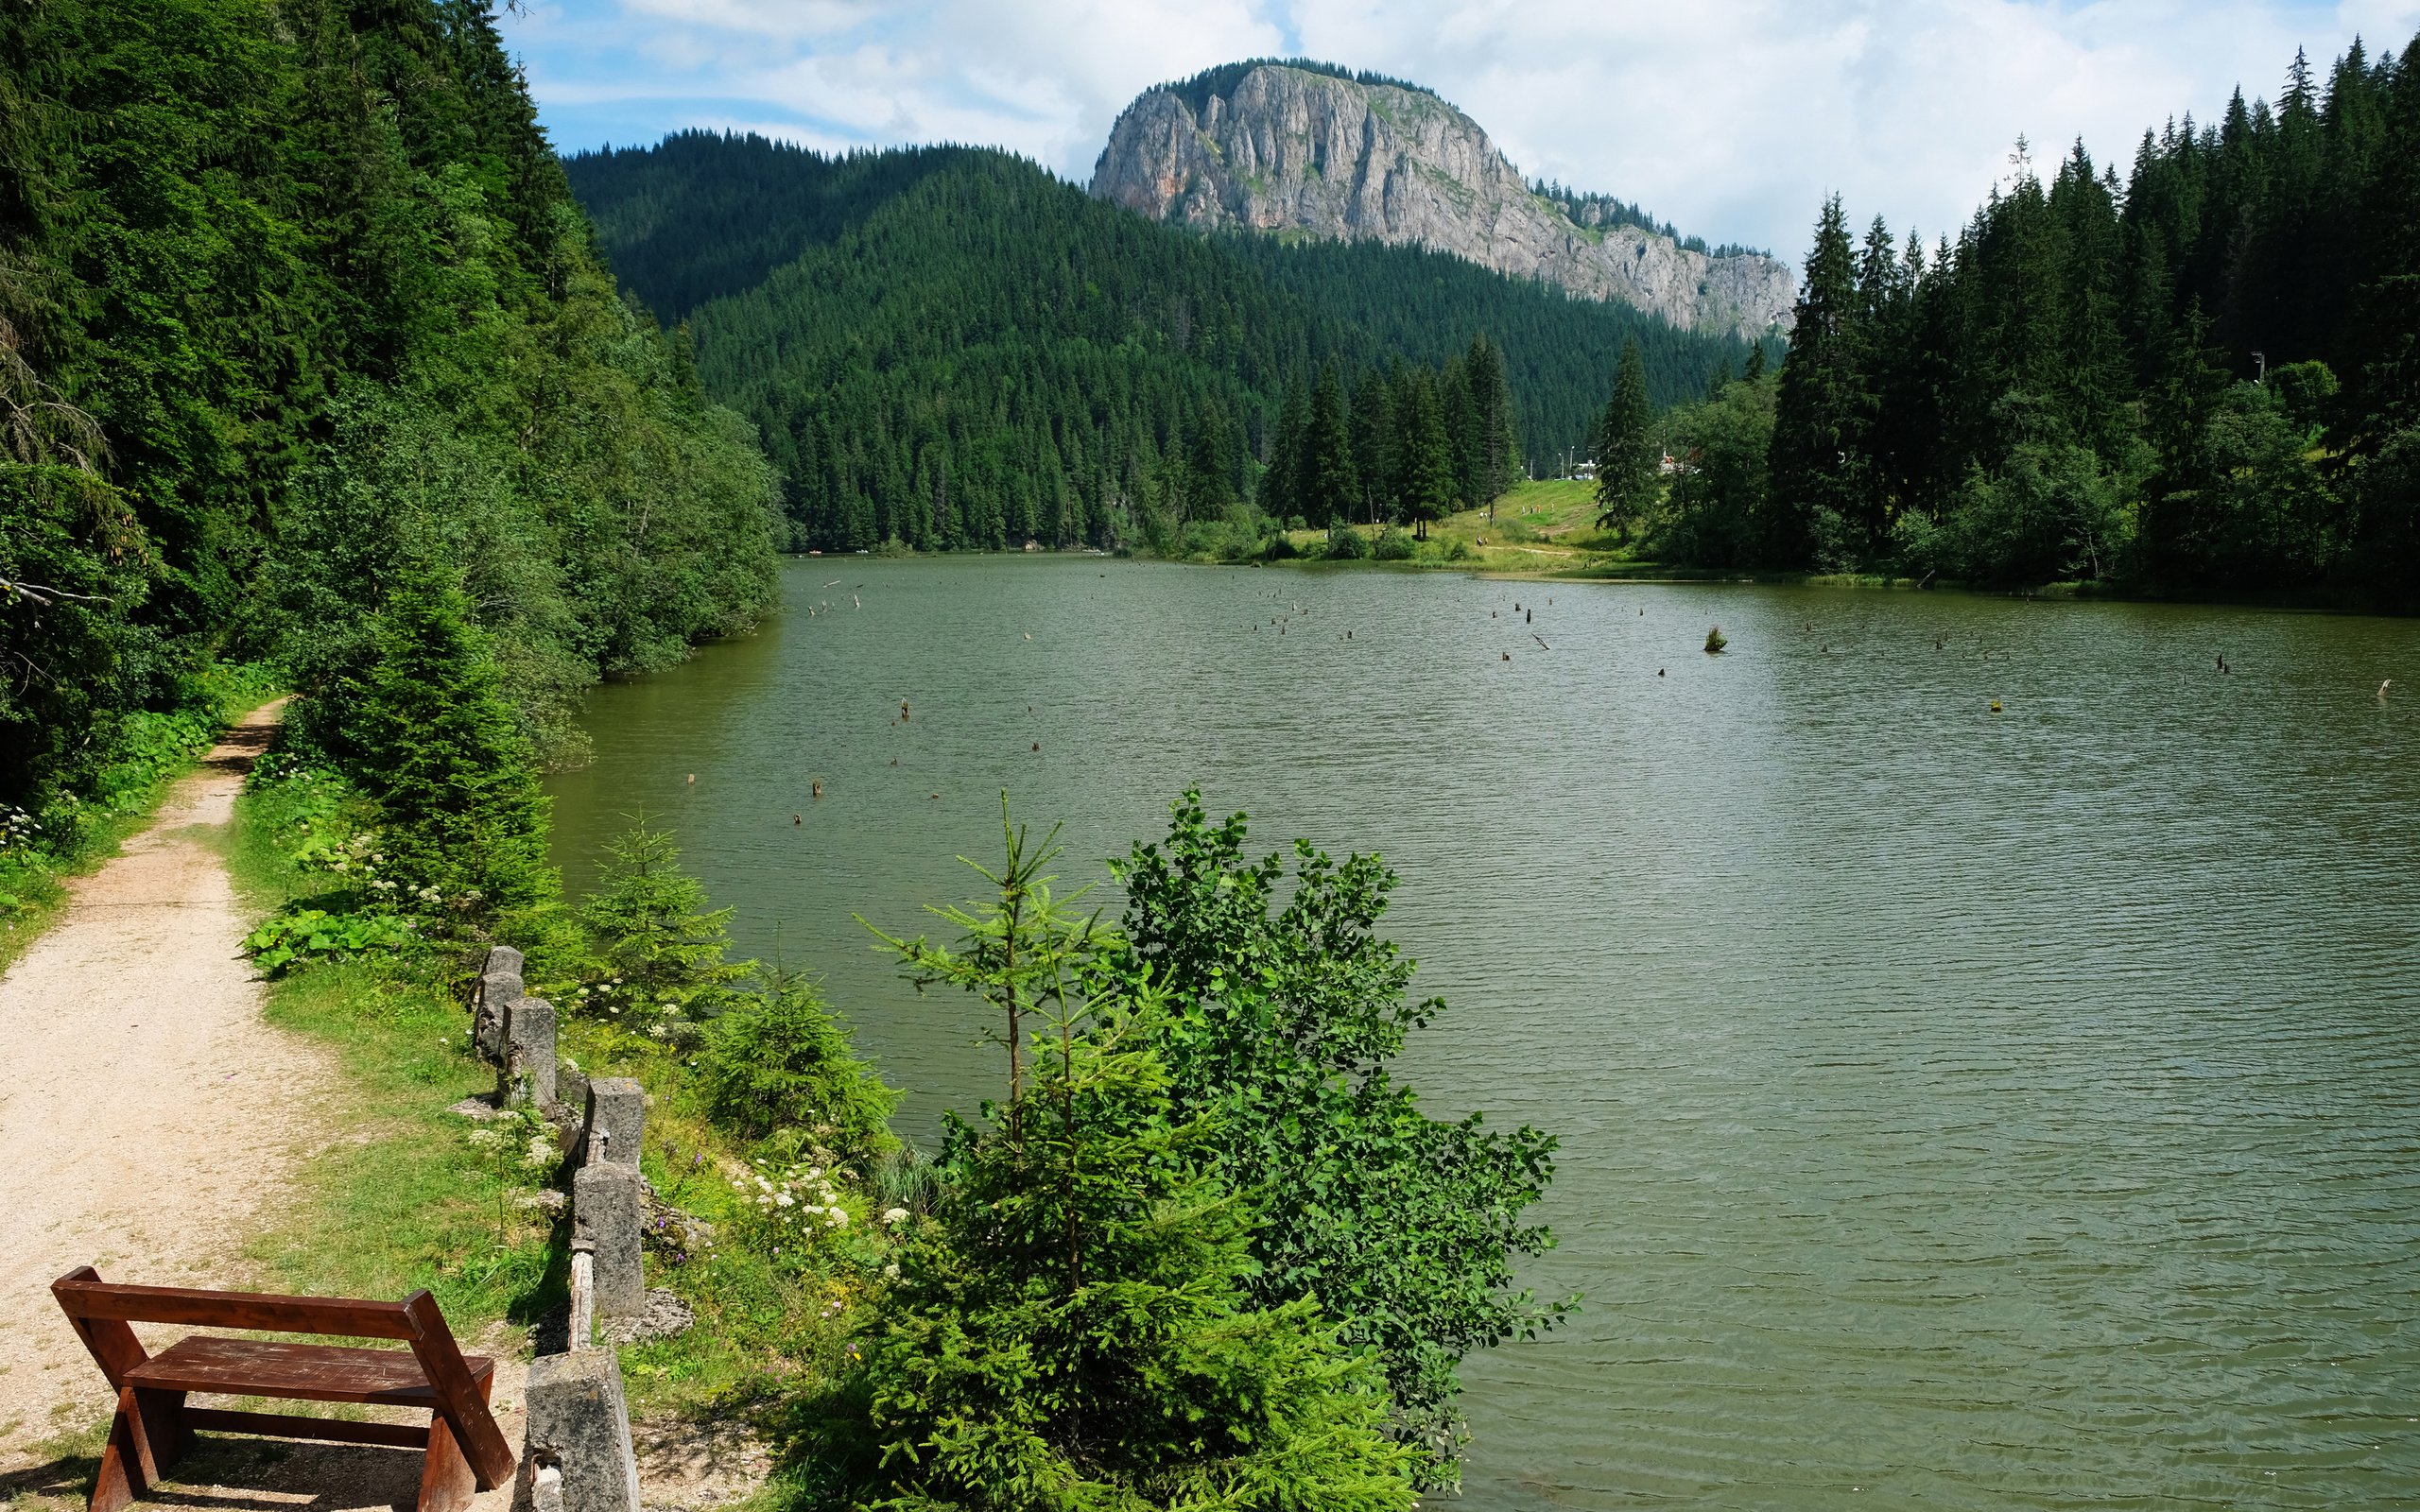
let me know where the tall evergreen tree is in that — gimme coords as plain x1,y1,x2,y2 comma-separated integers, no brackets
337,563,551,924
1593,338,1656,540
1769,195,1872,566
1397,370,1458,539
1305,365,1359,531
1461,333,1523,516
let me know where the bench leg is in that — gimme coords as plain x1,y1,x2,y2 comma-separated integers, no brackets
415,1372,494,1512
89,1387,187,1512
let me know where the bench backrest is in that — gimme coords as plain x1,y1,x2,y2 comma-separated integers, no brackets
53,1274,420,1341
52,1266,515,1487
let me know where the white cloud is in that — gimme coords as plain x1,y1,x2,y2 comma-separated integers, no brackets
500,0,2420,257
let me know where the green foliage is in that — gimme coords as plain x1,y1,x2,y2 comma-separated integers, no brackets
822,809,1416,1512
701,964,900,1161
1650,373,1780,569
0,0,778,814
1110,792,1567,1489
576,814,750,1028
241,907,418,977
723,1158,868,1276
331,565,552,925
1323,526,1373,560
1372,524,1417,560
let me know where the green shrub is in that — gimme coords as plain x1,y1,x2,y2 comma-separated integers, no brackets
1374,524,1416,560
699,965,898,1161
241,907,418,976
577,815,749,1029
1325,527,1372,559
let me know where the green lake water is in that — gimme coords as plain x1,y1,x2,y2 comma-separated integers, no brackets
548,556,2420,1509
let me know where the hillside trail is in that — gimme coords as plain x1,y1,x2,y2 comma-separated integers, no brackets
0,703,527,1510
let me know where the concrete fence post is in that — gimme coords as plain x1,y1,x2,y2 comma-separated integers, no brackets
521,1348,642,1512
502,996,557,1108
581,1078,646,1170
474,969,523,1064
572,1160,646,1324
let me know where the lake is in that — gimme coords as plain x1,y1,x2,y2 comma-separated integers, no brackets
548,556,2420,1510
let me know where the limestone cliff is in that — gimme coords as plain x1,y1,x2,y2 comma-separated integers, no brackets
1089,63,1794,340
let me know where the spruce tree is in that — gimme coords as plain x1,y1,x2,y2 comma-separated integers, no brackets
1306,366,1358,532
578,814,751,1027
338,563,551,923
1397,371,1458,539
1770,195,1873,567
1461,333,1522,515
1594,338,1656,540
1263,376,1309,522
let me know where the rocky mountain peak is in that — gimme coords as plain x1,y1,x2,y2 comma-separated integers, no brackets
1090,61,1794,340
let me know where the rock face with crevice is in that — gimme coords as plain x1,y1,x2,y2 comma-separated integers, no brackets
1090,63,1795,340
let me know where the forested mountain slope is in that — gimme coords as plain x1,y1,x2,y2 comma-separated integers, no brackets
0,0,780,814
562,132,1769,551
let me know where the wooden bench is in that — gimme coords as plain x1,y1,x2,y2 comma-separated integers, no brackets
51,1267,516,1512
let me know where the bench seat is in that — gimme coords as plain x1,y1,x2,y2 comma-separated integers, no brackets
52,1266,514,1512
126,1336,495,1407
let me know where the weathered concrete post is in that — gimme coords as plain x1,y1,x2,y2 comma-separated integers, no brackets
522,1348,642,1512
474,964,523,1064
582,1078,646,1170
502,996,557,1108
573,1160,646,1324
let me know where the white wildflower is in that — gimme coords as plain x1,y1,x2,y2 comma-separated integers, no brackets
882,1208,909,1226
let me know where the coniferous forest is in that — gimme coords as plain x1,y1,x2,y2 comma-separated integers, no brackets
1646,32,2419,604
562,132,1771,553
0,0,779,820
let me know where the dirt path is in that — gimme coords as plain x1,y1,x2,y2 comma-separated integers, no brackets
0,703,350,1460
0,709,745,1510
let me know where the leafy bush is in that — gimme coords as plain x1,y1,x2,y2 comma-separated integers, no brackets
1373,524,1416,559
698,965,898,1161
1113,791,1568,1488
242,907,417,976
821,813,1416,1511
1324,526,1372,559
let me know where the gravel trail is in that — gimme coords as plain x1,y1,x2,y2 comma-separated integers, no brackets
0,703,345,1462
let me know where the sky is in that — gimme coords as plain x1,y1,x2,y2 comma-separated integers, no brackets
495,0,2420,266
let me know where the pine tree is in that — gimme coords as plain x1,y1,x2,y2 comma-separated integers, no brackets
1769,195,1874,567
1263,376,1309,521
338,563,552,923
1305,366,1358,531
577,814,751,1027
1397,370,1458,539
1593,338,1655,540
1461,333,1522,516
